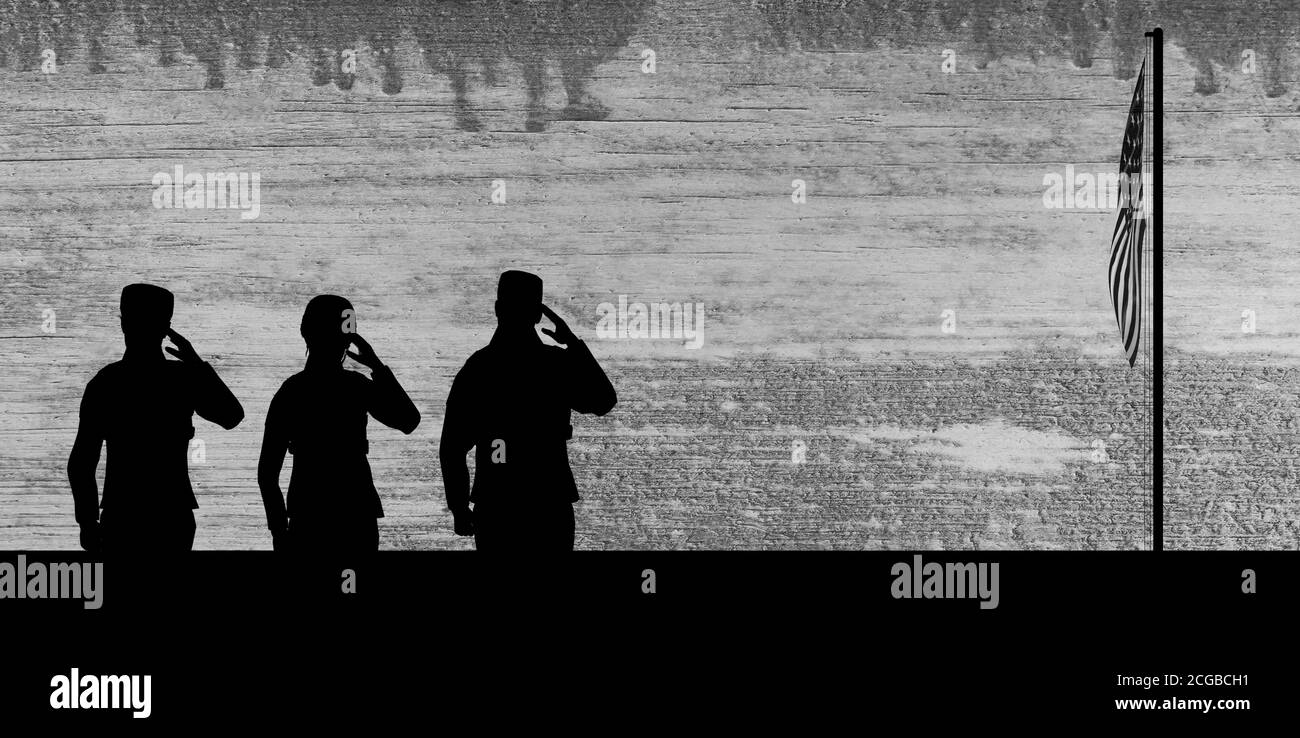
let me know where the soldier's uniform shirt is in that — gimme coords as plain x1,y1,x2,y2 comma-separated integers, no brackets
261,364,417,530
71,357,242,527
442,332,614,512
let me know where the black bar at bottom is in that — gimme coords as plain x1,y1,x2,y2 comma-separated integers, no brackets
0,550,1285,724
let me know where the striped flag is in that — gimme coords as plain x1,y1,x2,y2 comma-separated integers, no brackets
1109,60,1147,367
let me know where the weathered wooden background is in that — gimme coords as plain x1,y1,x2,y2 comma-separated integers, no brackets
16,0,1285,551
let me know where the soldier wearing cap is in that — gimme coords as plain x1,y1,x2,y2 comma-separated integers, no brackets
258,295,420,554
68,283,245,553
440,270,617,551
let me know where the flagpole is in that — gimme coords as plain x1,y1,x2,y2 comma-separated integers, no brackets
1145,27,1163,552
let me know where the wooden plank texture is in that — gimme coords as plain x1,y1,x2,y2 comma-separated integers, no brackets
17,0,1280,550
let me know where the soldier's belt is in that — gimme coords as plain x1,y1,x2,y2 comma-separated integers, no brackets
107,425,194,442
288,440,369,455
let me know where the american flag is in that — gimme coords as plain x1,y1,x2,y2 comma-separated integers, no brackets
1109,60,1147,367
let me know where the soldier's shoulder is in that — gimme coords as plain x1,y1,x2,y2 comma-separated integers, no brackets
271,370,310,397
87,360,128,386
91,360,123,377
459,346,496,370
447,347,500,390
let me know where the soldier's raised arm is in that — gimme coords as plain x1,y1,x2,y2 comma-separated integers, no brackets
349,334,419,434
169,329,244,430
564,335,617,416
438,366,475,537
67,374,106,552
541,304,616,416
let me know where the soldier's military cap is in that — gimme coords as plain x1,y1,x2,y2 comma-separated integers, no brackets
120,283,174,324
497,270,543,306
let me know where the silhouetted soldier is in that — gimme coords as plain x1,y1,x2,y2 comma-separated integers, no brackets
440,271,616,551
68,283,245,553
258,295,420,555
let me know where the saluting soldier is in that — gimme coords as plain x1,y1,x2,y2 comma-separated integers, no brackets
68,283,245,553
440,270,616,551
258,295,420,555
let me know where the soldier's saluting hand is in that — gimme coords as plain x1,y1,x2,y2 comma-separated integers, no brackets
539,304,578,346
164,328,202,363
